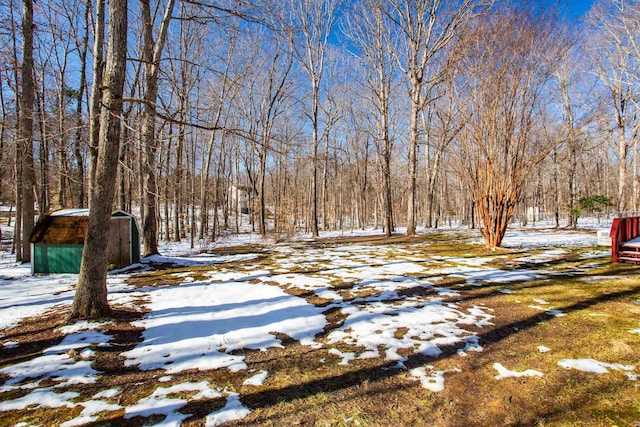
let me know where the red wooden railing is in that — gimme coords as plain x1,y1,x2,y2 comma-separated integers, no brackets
610,216,640,263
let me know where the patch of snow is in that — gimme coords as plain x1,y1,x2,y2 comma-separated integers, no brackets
92,388,122,399
125,381,222,426
243,370,268,386
442,256,496,267
327,300,493,364
317,255,426,284
511,249,567,265
546,310,566,317
329,348,357,365
630,329,640,335
50,208,89,217
528,305,566,317
409,366,460,392
172,272,194,278
0,268,77,330
493,363,544,379
352,289,401,303
498,230,598,248
443,266,544,285
205,394,251,426
0,326,111,391
123,280,326,374
457,337,484,357
434,287,460,297
0,266,139,330
558,358,635,374
533,299,549,305
144,253,258,268
579,250,610,259
0,388,79,411
538,346,552,353
266,273,332,292
60,400,123,427
498,289,514,294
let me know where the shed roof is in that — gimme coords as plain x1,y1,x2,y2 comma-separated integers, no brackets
51,208,90,217
30,209,137,245
30,215,88,244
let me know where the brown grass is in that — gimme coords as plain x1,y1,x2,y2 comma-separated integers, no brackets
1,234,639,426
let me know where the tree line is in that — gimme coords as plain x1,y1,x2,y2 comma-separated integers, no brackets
1,0,639,315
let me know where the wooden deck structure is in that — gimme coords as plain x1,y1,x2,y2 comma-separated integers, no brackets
610,216,640,264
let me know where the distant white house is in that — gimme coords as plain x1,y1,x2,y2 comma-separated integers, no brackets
228,184,256,214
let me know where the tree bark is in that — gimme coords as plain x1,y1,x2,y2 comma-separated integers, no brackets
19,0,36,263
617,122,628,213
88,0,105,205
141,0,175,257
70,0,128,319
73,0,90,208
406,91,419,236
35,87,49,215
311,79,320,237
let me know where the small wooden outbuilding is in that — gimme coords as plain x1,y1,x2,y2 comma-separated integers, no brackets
29,209,140,274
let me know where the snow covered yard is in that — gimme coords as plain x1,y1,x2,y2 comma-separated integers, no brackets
0,228,639,426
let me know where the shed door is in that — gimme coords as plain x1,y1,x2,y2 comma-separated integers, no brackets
108,218,130,268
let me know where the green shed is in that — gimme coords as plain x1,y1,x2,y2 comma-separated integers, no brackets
29,209,140,274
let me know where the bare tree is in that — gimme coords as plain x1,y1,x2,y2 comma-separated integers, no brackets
240,34,295,236
586,0,640,213
286,0,340,237
387,0,489,236
140,0,175,256
72,0,91,208
17,0,35,262
88,0,104,203
454,7,564,248
70,0,128,319
552,37,594,228
164,1,206,241
197,25,243,241
422,62,466,229
344,0,397,237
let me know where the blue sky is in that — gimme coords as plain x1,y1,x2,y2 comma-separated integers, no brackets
542,0,595,21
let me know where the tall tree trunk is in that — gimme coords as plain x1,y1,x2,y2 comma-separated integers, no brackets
618,128,628,213
173,124,183,242
88,0,105,204
0,79,6,203
553,149,560,228
164,128,172,240
406,91,419,236
199,131,217,240
71,0,127,319
382,116,393,237
118,127,128,210
322,132,329,231
8,0,21,258
257,150,267,236
35,88,49,214
19,0,36,263
567,146,578,228
141,0,175,256
311,80,320,237
73,0,90,208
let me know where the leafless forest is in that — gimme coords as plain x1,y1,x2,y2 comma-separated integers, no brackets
2,0,640,258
